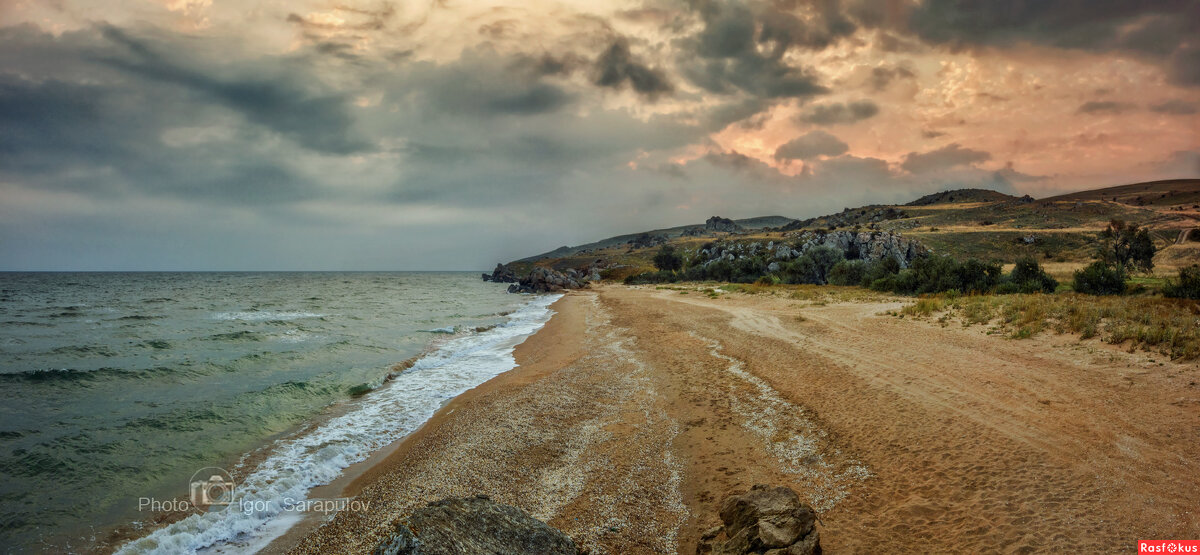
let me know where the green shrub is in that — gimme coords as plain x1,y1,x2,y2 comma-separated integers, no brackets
1163,265,1200,299
731,256,766,283
1072,261,1127,295
828,260,867,286
861,257,901,287
756,274,781,286
1005,256,1058,293
806,246,845,283
888,256,1000,295
782,256,820,284
705,259,734,282
652,245,683,272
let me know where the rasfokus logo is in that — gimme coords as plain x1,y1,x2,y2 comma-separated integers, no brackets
138,466,237,513
1139,540,1200,553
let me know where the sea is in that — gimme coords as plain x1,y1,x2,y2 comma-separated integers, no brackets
0,272,559,554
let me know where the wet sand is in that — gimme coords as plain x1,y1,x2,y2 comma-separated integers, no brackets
284,285,1200,554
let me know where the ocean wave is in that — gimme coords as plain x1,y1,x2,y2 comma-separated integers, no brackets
115,293,561,555
50,345,119,357
207,331,264,342
0,366,183,384
212,311,325,322
2,320,54,327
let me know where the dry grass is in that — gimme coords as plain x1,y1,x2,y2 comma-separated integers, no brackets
905,293,1200,360
901,297,945,317
715,283,892,304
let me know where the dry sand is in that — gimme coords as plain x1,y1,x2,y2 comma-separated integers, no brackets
284,285,1200,554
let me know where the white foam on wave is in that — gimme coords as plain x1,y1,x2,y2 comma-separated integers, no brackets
212,311,325,322
117,294,562,555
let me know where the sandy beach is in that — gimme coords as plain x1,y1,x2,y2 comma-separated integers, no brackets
280,285,1200,554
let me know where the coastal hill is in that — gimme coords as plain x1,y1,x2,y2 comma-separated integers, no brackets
505,179,1200,281
515,215,793,263
904,188,1021,206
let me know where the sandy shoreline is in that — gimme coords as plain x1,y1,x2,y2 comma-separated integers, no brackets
281,284,1200,554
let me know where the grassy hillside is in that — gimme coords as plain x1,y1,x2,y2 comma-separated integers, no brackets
508,180,1200,278
1045,179,1200,206
515,215,793,263
905,189,1020,206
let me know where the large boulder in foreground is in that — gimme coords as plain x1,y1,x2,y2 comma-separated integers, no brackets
374,495,581,555
698,485,821,555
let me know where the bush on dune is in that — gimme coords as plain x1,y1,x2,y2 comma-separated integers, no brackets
1072,261,1127,295
997,257,1059,294
828,260,867,286
871,255,1001,295
1163,265,1200,300
652,245,683,272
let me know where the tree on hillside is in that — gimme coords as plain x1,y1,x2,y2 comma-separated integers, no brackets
1098,220,1155,273
653,245,683,272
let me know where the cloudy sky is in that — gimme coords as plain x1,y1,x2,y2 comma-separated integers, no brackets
1,0,1197,270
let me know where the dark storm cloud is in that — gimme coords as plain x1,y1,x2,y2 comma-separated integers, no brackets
901,143,991,174
796,100,879,125
703,150,768,172
594,39,673,98
96,25,370,155
398,50,578,117
868,64,915,91
906,1,1194,51
1168,46,1200,87
0,25,325,207
703,97,771,131
1150,99,1198,115
1077,101,1136,115
361,48,705,208
676,0,832,100
0,76,107,163
904,0,1200,86
774,130,849,160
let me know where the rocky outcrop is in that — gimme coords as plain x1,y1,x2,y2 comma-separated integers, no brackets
697,485,820,555
706,216,742,233
508,266,588,293
627,233,669,249
481,263,518,283
697,230,926,271
374,495,581,555
796,230,927,268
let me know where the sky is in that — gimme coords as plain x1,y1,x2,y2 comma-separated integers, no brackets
0,0,1197,270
